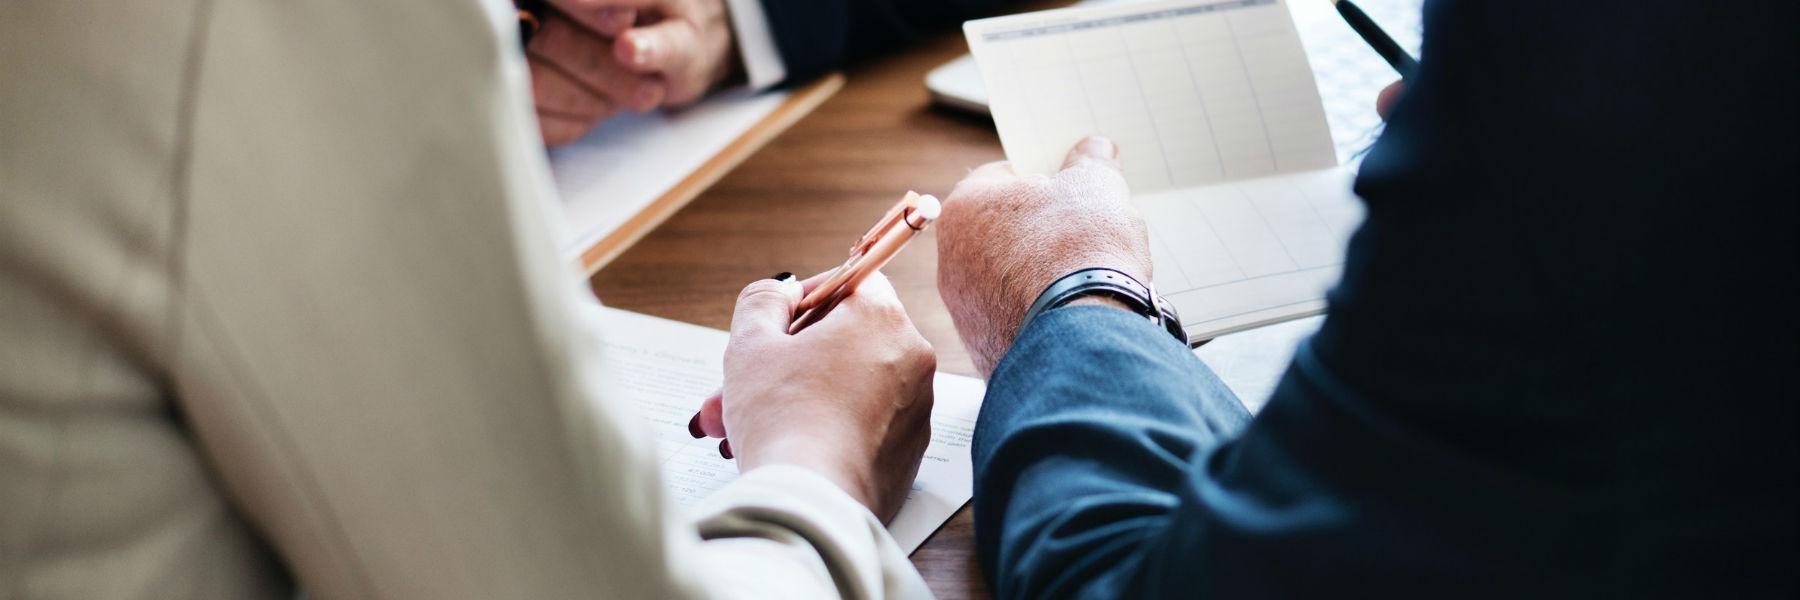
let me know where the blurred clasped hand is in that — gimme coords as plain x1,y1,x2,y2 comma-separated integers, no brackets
692,272,937,522
935,136,1154,377
527,0,737,146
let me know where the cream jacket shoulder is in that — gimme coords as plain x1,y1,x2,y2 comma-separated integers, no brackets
0,1,928,598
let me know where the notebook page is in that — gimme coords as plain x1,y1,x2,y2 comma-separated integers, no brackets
966,0,1364,340
591,306,982,553
1140,166,1361,339
965,0,1336,193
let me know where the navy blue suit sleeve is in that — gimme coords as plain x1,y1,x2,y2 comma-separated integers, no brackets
973,306,1251,598
755,0,1010,83
975,310,1610,598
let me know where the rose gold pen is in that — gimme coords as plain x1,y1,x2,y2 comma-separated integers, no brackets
788,191,941,333
686,192,941,458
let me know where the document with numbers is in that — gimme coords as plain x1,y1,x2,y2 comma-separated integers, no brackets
592,306,982,553
966,0,1366,340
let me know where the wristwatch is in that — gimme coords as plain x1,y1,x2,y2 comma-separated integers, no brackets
1020,267,1187,344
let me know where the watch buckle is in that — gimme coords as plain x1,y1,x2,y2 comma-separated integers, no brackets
1147,282,1165,327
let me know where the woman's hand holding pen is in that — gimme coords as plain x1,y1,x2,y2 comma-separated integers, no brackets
692,271,936,523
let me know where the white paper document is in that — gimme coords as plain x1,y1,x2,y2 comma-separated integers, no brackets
548,90,791,261
966,0,1367,341
592,307,983,553
1193,314,1322,413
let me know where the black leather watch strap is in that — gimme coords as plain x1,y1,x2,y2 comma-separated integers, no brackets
1020,267,1187,344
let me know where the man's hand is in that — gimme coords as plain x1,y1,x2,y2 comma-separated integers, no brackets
692,272,936,522
527,0,737,146
527,8,658,145
592,0,737,106
935,136,1152,376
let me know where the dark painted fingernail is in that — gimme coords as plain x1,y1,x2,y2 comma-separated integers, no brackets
769,272,796,283
687,413,704,438
718,439,733,460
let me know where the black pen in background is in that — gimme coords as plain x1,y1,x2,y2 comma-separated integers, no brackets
1332,0,1419,77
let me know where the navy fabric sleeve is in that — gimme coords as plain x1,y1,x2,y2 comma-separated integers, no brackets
974,309,1623,598
755,0,1010,83
974,305,1251,598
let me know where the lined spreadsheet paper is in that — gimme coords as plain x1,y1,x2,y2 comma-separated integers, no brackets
592,307,983,553
966,0,1366,340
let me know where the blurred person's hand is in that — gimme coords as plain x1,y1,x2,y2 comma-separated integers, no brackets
528,0,737,146
934,136,1152,376
691,272,936,522
526,8,654,145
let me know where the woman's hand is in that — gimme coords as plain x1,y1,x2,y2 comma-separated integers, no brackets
693,272,936,522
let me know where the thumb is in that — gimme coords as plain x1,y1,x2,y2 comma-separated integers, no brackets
1061,135,1121,172
729,274,803,342
615,19,700,74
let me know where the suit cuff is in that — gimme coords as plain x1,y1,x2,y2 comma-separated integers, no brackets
722,0,788,89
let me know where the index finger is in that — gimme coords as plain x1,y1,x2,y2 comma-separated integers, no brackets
814,270,908,329
546,0,644,37
728,276,804,343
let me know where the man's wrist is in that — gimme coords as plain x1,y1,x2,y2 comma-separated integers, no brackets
1016,265,1185,345
1063,295,1135,312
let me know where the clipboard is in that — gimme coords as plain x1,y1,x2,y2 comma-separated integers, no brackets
551,74,846,275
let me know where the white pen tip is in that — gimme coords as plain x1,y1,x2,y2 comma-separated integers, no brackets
913,195,942,221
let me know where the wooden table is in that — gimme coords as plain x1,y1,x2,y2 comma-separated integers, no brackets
588,23,1032,600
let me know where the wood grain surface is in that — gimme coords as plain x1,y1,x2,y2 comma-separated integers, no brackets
578,74,845,275
589,6,1069,596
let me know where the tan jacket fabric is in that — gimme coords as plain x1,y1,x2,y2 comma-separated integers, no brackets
0,1,929,598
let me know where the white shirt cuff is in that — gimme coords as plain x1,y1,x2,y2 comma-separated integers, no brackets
722,0,788,89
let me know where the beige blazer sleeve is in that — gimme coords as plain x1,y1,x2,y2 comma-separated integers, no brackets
0,1,929,598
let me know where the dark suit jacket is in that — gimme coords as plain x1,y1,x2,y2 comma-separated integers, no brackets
973,1,1798,597
758,0,1008,82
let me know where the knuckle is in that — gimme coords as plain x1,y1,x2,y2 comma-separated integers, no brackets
1058,162,1126,192
735,279,788,305
734,277,784,300
911,340,938,374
